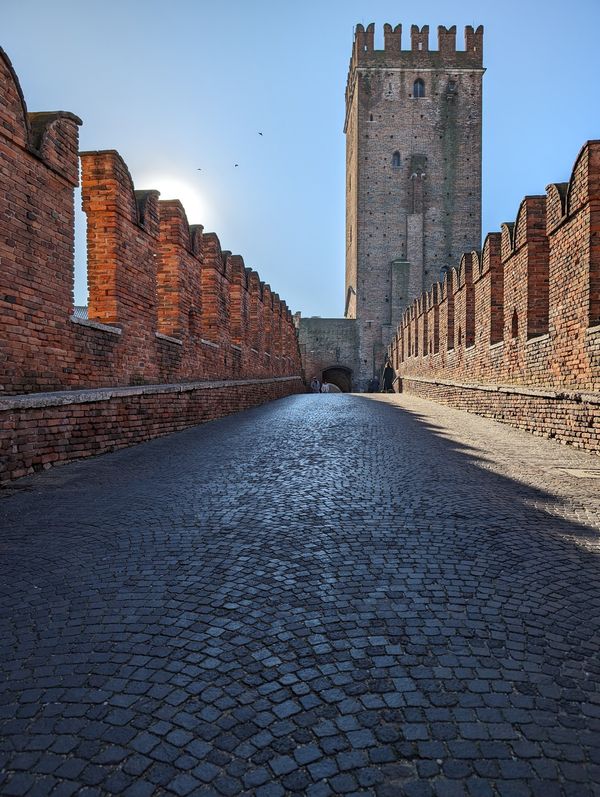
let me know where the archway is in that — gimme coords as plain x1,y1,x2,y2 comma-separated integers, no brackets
322,366,352,393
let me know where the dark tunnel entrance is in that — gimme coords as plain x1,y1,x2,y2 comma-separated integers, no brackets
322,366,352,393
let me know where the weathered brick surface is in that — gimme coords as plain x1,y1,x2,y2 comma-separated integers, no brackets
0,47,301,397
344,23,484,388
0,52,81,395
392,141,600,451
0,47,303,481
0,377,304,484
400,377,600,452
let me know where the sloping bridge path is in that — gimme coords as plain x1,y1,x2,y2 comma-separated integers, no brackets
1,394,599,796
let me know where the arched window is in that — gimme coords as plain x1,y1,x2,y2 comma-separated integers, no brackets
392,151,401,168
511,309,519,339
413,78,425,98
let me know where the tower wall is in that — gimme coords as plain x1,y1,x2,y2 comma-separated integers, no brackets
345,24,484,389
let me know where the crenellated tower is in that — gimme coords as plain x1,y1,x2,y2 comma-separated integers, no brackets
344,23,484,387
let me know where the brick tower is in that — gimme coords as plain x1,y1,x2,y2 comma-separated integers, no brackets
344,24,484,388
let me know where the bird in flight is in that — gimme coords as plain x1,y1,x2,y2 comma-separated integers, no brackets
196,168,202,171
234,164,239,167
258,132,263,136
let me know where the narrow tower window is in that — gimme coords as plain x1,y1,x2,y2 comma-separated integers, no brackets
413,78,425,98
392,151,401,168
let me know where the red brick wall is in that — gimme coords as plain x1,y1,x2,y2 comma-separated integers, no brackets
0,47,304,483
0,47,302,398
400,377,600,452
392,141,600,451
0,377,304,484
0,50,81,395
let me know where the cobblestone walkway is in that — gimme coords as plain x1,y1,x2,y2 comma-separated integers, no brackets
1,394,600,797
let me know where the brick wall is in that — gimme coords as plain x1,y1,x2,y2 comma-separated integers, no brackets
298,317,360,390
0,48,302,397
392,141,600,452
0,47,303,481
0,377,304,485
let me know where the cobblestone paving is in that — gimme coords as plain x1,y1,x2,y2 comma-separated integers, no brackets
1,393,600,797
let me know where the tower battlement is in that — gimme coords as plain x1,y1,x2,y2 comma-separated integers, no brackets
346,24,483,124
352,22,482,60
347,23,483,96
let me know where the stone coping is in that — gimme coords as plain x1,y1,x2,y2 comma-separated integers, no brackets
155,332,183,346
400,375,600,406
0,376,303,411
70,315,122,335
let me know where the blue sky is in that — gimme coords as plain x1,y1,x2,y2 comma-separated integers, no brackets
3,0,600,316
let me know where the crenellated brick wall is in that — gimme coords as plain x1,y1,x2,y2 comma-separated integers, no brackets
0,48,303,482
391,141,600,452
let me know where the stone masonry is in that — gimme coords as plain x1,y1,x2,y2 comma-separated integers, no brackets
2,393,600,795
299,24,483,392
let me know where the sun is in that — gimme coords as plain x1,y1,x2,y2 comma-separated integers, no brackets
137,174,211,227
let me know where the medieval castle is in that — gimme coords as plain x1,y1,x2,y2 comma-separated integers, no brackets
297,21,599,452
299,24,484,392
1,21,599,483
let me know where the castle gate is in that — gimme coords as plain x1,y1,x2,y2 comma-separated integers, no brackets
322,365,352,392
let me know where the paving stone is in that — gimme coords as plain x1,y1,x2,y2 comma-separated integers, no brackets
281,770,312,791
256,784,285,797
122,783,154,797
308,757,339,780
213,774,243,795
3,774,37,796
243,767,271,788
168,773,200,796
269,755,297,776
294,744,322,765
1,395,600,795
329,772,359,793
194,761,220,783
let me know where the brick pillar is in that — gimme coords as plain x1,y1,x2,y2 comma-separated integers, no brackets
157,199,192,339
199,233,230,347
262,284,273,376
0,50,82,393
248,271,264,376
81,150,160,381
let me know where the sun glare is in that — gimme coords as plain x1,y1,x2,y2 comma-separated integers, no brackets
138,175,211,226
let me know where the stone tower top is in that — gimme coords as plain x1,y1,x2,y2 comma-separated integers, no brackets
351,23,483,63
345,24,484,130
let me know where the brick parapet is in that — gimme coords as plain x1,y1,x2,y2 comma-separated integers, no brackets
0,49,302,397
400,376,600,453
393,141,600,449
0,377,304,483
